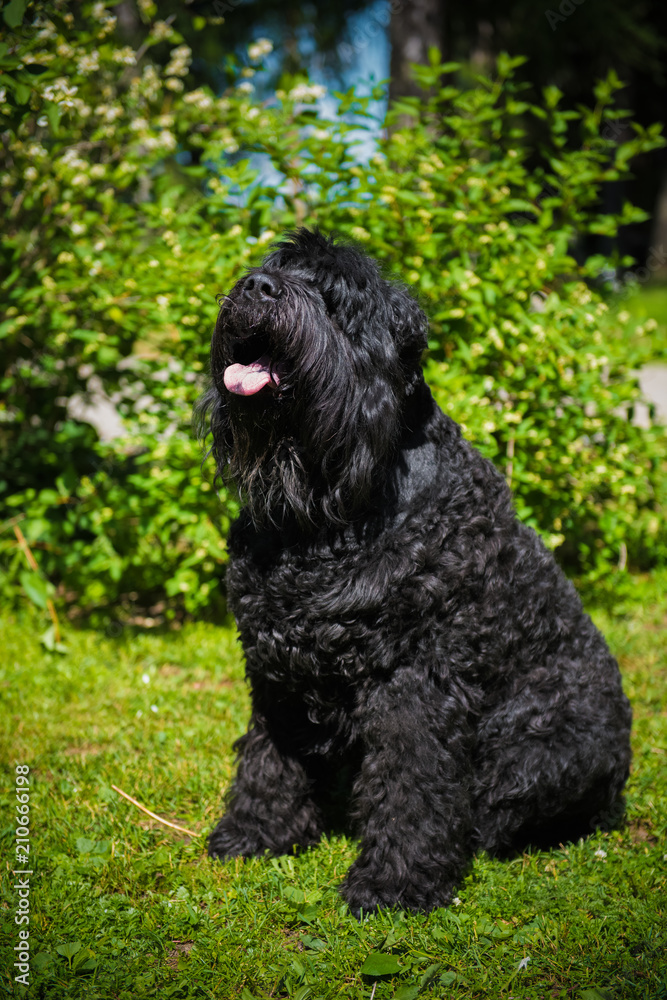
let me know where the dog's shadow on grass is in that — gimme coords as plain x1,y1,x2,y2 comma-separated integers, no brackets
492,795,628,859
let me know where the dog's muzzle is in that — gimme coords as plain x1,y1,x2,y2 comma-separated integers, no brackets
223,272,283,396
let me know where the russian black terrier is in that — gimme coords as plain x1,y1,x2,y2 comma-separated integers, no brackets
198,228,632,915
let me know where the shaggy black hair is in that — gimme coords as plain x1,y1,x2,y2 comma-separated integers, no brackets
197,229,427,527
197,228,632,915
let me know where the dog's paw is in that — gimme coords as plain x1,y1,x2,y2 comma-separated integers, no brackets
339,863,407,918
339,882,387,919
340,858,454,916
208,818,268,860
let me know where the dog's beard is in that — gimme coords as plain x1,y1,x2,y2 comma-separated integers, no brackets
225,397,317,528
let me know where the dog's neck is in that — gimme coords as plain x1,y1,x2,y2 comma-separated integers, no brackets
237,380,451,541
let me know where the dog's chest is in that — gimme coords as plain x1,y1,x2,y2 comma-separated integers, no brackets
227,534,378,685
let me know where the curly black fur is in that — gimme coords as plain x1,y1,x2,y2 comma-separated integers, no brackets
197,228,632,915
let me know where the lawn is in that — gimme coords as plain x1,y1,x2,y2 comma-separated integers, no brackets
1,574,666,1000
611,283,667,363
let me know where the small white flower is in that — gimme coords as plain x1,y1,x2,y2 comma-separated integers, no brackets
46,78,79,102
594,848,607,859
112,46,136,65
70,222,86,235
136,709,143,718
165,78,184,92
148,259,159,268
288,82,326,102
72,97,93,118
248,38,273,61
37,20,57,40
61,148,85,167
24,166,38,181
37,115,48,127
98,13,117,36
151,20,174,41
150,704,158,713
237,81,254,95
141,673,150,685
156,295,170,308
77,51,100,74
182,90,213,110
452,897,462,906
165,45,191,77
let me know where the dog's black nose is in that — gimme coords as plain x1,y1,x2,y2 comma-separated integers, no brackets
243,272,282,301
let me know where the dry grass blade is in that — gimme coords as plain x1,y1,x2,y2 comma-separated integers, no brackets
111,784,199,838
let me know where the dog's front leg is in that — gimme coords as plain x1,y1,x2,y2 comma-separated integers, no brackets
208,714,322,860
341,676,473,915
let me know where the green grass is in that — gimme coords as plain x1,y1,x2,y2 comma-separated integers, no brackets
1,581,666,1000
609,283,667,363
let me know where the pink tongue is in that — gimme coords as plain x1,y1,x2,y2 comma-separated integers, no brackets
223,355,279,396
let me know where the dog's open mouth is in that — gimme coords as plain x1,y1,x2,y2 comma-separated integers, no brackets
224,354,280,396
223,333,283,397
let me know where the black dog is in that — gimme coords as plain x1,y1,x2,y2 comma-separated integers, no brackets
198,228,632,915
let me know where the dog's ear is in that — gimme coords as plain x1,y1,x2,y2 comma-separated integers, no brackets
387,284,429,367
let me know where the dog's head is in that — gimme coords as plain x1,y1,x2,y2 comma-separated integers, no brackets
197,228,428,527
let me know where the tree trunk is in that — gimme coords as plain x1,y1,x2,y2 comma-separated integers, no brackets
389,0,445,102
650,172,667,282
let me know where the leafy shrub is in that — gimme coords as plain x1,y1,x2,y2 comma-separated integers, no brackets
1,3,665,623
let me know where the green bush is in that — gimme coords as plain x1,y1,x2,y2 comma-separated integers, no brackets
1,3,665,623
